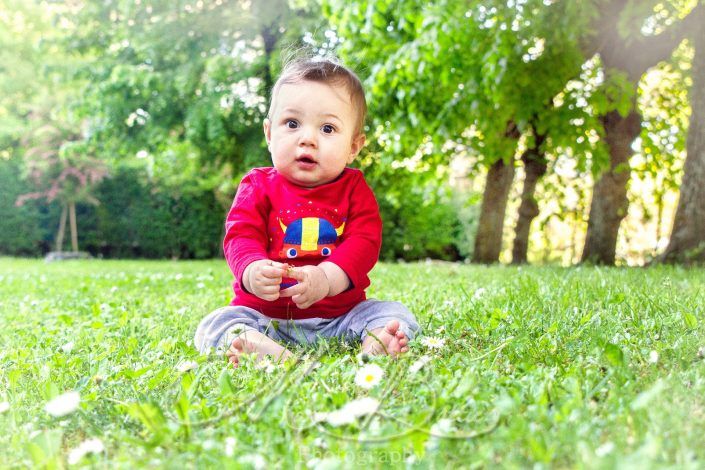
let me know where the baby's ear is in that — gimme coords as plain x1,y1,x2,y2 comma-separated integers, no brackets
347,133,366,163
263,118,272,148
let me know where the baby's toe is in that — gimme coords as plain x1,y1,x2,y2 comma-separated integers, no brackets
385,319,400,335
231,337,245,351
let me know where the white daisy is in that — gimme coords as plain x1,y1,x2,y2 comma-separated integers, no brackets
256,358,277,374
224,437,236,457
409,355,432,374
44,391,80,417
238,453,266,470
0,401,9,413
61,342,75,353
175,360,199,373
318,397,380,427
324,410,355,427
343,397,380,417
648,350,659,364
421,337,446,350
595,441,615,457
472,287,487,300
354,364,384,389
67,438,105,464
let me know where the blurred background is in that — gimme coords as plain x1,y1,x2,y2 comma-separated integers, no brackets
1,0,703,266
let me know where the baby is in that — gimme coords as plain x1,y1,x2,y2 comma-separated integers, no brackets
194,56,419,365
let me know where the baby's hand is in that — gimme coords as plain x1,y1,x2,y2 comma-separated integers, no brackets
244,259,289,301
279,265,330,309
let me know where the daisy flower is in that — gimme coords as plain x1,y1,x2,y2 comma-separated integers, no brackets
595,441,615,457
354,364,384,389
256,358,277,374
648,350,659,364
239,454,266,470
316,397,380,427
45,391,80,417
409,355,432,374
175,360,199,373
472,287,487,300
0,401,9,413
224,437,237,457
67,438,105,464
421,337,446,350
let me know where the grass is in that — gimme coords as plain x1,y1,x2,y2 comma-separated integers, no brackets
0,257,704,468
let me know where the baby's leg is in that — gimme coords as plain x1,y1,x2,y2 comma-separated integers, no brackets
362,319,410,356
226,329,293,367
193,306,293,367
335,300,419,357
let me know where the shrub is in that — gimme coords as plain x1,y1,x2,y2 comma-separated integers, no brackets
0,156,58,256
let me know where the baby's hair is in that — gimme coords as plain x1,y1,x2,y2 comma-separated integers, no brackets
268,54,367,136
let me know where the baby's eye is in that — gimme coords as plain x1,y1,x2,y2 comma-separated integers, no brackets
321,124,335,134
286,120,299,129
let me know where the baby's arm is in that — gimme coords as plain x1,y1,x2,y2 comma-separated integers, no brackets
242,260,289,301
318,261,350,296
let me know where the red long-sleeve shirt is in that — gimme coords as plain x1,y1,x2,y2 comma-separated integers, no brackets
223,167,382,319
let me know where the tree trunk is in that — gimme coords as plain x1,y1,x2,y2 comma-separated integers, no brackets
261,24,279,102
511,134,547,264
472,158,516,263
661,27,705,264
69,201,78,252
56,204,67,252
581,109,641,264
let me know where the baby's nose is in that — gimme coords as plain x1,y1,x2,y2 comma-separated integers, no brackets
298,126,317,146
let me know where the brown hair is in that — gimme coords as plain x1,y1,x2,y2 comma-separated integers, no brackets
268,56,367,136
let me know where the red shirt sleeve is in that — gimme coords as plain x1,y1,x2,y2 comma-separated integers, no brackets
326,173,382,289
223,171,270,285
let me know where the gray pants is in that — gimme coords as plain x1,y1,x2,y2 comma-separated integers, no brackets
193,300,419,354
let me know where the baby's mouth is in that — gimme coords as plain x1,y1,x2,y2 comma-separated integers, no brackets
296,155,317,164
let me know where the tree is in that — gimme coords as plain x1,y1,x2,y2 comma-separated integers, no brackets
325,0,591,263
580,0,702,264
62,0,317,194
17,120,107,252
511,123,547,264
661,6,705,263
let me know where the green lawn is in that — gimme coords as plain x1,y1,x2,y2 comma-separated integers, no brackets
0,258,704,468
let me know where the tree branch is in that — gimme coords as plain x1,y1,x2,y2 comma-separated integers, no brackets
582,2,703,80
620,3,704,79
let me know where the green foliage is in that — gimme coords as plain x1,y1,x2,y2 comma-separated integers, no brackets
0,156,52,255
372,172,467,261
326,0,593,163
0,164,224,259
1,260,704,466
82,166,224,259
64,0,317,183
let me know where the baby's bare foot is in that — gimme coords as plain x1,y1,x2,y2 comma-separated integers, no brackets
225,330,293,367
361,320,410,357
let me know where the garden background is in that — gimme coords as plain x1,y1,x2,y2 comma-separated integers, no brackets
2,0,705,266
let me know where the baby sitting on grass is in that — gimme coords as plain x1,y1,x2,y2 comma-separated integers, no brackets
194,55,418,364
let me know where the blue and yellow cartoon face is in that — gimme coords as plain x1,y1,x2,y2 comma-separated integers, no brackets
278,217,345,259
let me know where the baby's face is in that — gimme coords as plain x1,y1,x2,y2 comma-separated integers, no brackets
264,80,365,188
